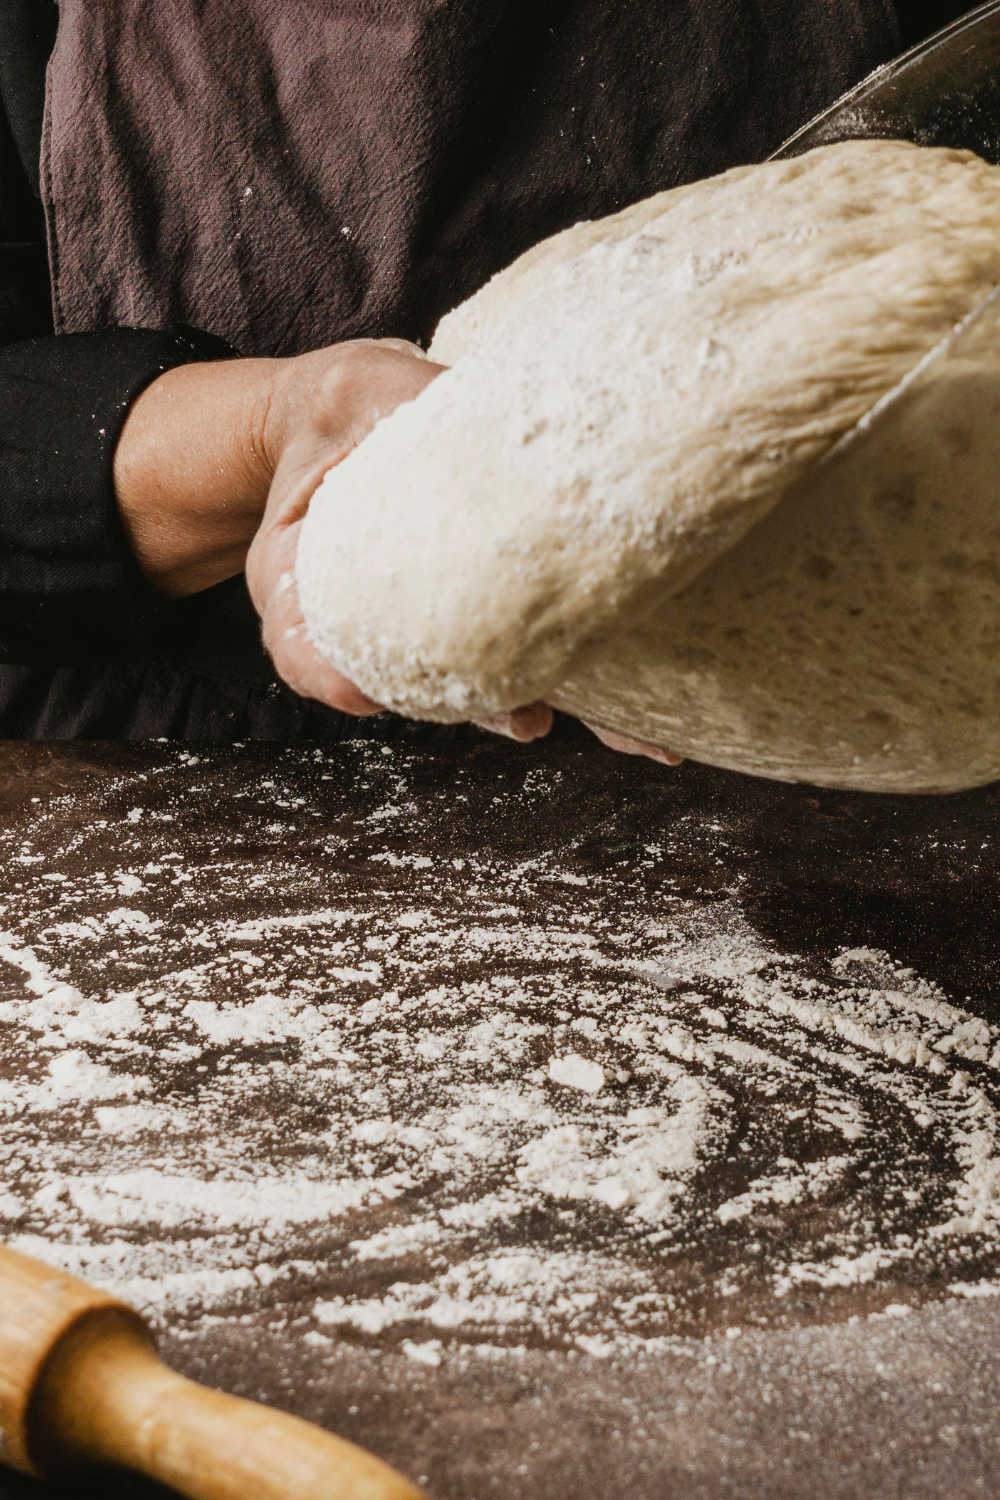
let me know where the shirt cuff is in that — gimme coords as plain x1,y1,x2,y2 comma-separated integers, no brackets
0,325,235,661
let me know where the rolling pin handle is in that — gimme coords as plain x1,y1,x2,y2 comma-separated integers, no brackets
31,1305,423,1500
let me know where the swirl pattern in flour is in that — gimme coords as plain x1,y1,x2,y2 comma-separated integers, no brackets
0,745,998,1356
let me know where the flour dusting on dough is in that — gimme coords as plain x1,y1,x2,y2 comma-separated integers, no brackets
298,141,1000,791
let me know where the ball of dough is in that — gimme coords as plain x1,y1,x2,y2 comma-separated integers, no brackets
296,140,1000,791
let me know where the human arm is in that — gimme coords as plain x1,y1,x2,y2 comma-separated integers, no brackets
0,317,655,764
0,327,238,661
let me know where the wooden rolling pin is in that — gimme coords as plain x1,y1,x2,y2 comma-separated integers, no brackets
0,1243,423,1500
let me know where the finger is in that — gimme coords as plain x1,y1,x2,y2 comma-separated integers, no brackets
246,511,303,613
475,703,554,742
263,568,382,715
585,722,684,766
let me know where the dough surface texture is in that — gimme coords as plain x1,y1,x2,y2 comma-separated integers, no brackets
297,140,1000,791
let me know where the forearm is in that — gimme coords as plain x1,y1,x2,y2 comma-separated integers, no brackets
113,357,283,599
0,328,233,662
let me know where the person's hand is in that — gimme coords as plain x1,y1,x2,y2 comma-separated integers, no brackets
247,338,683,762
245,338,558,743
585,726,683,765
114,335,681,763
244,339,436,714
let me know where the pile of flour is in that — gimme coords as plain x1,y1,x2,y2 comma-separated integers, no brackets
0,745,998,1361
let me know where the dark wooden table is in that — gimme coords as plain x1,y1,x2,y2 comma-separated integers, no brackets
1,740,999,1500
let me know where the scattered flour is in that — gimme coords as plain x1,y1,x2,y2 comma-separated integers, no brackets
0,745,997,1361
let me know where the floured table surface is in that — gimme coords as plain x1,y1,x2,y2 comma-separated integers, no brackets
1,738,1000,1500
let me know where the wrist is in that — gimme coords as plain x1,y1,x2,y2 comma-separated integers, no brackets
114,356,286,598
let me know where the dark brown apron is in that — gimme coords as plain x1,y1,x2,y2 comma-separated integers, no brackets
42,0,898,359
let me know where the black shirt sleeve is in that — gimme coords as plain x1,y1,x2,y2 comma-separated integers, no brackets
0,326,235,662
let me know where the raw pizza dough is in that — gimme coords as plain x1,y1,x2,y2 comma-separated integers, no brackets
297,140,1000,792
